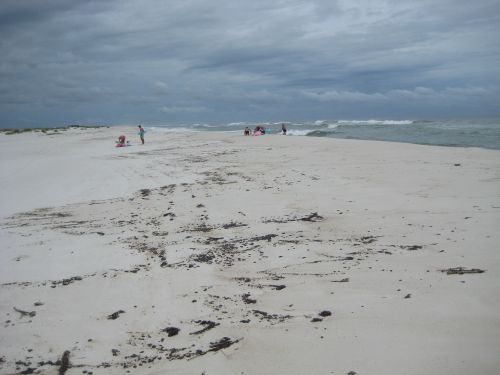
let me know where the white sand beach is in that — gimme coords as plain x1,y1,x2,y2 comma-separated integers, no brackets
1,127,499,375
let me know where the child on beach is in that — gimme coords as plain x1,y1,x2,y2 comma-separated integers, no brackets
116,135,126,147
138,125,145,144
244,127,251,136
282,123,287,135
253,125,266,135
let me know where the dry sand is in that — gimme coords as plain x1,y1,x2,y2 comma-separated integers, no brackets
1,127,499,375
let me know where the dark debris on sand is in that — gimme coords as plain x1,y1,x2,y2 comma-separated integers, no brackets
263,212,324,223
441,267,485,275
13,307,36,318
311,310,332,322
117,336,240,366
331,278,349,283
206,337,238,353
58,351,70,375
139,189,151,198
249,234,277,242
399,245,423,251
190,320,220,335
269,284,286,290
242,293,257,304
358,235,380,244
221,222,248,229
189,223,215,233
192,251,216,264
251,310,291,324
161,327,180,337
107,310,125,320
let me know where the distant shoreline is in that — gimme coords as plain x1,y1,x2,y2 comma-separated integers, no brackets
0,125,109,135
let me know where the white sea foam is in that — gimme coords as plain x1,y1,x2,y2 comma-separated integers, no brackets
338,119,414,125
287,129,314,136
193,123,215,128
314,120,328,125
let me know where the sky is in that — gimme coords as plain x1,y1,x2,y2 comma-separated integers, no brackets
1,0,499,127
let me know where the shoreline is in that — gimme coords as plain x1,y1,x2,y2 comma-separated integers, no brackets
1,128,499,374
0,125,108,136
3,118,500,151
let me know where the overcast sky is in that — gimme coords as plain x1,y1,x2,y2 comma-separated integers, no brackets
1,0,499,127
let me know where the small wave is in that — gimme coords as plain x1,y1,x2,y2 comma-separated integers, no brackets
287,129,315,136
337,119,414,125
327,124,338,129
314,120,328,125
193,123,217,128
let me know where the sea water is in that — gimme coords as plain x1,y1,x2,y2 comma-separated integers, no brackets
151,118,500,150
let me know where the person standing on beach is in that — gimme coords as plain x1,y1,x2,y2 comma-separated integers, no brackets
281,123,287,135
138,125,145,144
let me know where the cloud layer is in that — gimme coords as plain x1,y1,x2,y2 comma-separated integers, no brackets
1,0,499,126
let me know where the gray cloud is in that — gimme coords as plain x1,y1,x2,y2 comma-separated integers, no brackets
1,0,499,127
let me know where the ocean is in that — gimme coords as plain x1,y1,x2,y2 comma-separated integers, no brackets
150,118,500,150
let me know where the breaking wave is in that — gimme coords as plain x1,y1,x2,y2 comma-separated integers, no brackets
337,119,414,125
